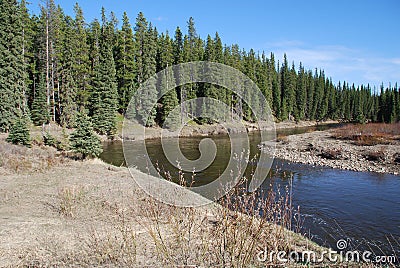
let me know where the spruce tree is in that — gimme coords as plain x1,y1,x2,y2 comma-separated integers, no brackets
0,0,26,132
295,63,307,121
159,69,179,129
134,12,157,126
90,9,118,136
20,0,35,113
271,54,281,120
279,54,295,120
157,32,179,128
305,70,314,119
72,3,91,110
70,112,102,159
6,116,31,147
31,72,50,125
173,27,183,65
115,12,136,113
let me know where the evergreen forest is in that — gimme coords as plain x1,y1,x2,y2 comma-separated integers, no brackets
1,0,399,137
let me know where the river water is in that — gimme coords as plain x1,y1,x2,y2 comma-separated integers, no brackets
100,125,400,256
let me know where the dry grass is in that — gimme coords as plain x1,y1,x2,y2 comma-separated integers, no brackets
58,185,88,218
332,123,400,146
0,139,66,173
276,134,289,144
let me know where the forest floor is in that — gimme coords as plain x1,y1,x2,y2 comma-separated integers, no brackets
261,123,400,175
0,137,338,267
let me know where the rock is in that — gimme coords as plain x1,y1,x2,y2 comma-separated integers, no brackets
318,149,342,160
365,150,385,161
393,153,400,164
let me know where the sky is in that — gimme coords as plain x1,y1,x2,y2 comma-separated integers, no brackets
28,0,400,89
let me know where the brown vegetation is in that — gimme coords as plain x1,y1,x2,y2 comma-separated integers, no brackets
365,150,386,162
0,138,66,174
332,123,400,146
318,148,343,160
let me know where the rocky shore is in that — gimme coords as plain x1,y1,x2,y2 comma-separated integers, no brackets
260,130,400,175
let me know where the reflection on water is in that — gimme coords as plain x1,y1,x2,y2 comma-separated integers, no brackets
100,124,400,255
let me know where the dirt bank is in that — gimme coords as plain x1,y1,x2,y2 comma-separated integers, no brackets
261,130,400,175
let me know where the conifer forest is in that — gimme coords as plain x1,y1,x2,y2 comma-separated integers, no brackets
1,0,399,137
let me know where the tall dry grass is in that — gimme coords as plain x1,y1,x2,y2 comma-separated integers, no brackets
134,170,315,267
0,139,65,173
332,123,400,146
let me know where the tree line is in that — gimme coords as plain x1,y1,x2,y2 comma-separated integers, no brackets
1,0,399,138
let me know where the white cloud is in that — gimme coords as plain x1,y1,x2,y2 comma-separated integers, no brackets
390,58,400,65
264,40,399,87
153,16,167,21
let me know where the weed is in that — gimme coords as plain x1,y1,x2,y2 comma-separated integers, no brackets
58,186,87,217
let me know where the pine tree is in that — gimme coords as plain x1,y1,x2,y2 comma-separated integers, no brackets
20,0,35,113
6,116,31,147
173,26,183,65
0,0,26,132
72,3,91,110
305,70,314,119
90,8,118,136
279,55,296,120
115,12,136,113
70,112,102,159
37,0,64,123
31,72,50,125
134,12,157,126
271,53,281,120
57,14,77,127
202,34,220,122
258,52,272,108
157,32,179,128
159,69,179,129
88,19,101,75
295,63,307,121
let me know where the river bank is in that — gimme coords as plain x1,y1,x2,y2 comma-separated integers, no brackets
120,119,339,141
261,130,400,175
0,138,333,267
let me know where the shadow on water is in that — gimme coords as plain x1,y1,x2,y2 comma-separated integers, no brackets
100,124,400,256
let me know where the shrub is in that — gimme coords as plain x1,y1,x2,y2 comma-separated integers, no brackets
332,123,400,146
69,112,103,159
6,116,31,147
43,131,58,147
276,134,289,144
318,149,342,160
365,150,385,161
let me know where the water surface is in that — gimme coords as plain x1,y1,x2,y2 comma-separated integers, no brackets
101,125,400,255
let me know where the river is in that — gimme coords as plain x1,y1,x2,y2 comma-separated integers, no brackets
100,125,400,256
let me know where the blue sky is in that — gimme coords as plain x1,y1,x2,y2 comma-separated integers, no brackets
28,0,399,88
